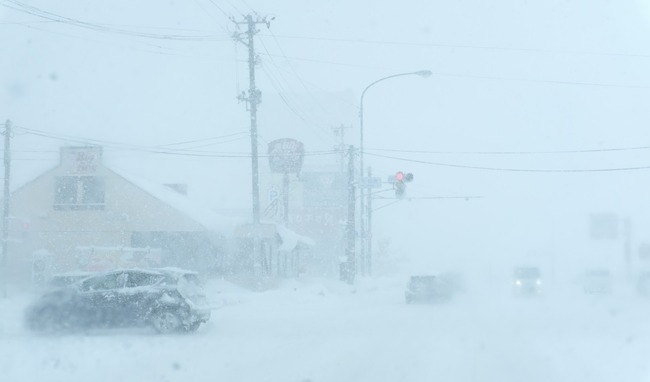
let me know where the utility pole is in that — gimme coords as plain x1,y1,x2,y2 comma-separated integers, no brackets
332,124,352,173
1,120,11,298
624,217,632,280
367,166,372,276
342,145,356,284
233,14,272,277
282,172,289,227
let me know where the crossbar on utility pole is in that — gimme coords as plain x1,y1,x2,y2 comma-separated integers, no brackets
1,120,11,298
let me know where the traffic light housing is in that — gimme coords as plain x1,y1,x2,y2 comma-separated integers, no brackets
393,171,413,198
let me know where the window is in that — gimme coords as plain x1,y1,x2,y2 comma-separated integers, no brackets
125,272,163,288
79,273,126,291
54,176,105,210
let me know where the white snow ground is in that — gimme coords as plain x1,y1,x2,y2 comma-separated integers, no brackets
1,277,650,382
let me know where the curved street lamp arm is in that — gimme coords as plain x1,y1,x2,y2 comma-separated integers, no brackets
360,70,432,108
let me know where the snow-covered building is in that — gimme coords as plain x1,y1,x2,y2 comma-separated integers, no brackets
4,146,240,287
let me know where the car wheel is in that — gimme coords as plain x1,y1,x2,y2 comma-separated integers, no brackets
27,306,58,332
184,321,201,332
150,311,182,334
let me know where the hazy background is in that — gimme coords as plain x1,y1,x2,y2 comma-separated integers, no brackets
2,0,650,279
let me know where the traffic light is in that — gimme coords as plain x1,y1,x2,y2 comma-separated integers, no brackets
393,171,413,198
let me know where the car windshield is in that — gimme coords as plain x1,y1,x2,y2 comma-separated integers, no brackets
410,276,436,285
514,268,541,279
2,1,649,382
586,269,610,277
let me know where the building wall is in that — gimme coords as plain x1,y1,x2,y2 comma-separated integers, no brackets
5,150,216,286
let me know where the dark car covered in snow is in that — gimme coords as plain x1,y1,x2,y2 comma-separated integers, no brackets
405,275,456,303
25,268,211,333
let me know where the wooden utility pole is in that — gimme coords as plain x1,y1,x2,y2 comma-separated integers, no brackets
233,15,272,277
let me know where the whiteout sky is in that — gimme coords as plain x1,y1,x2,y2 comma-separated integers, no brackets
2,0,650,275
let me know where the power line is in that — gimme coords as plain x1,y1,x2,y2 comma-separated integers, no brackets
435,71,650,90
12,20,243,61
257,39,337,143
365,152,650,173
159,132,249,147
258,52,397,70
372,196,483,212
266,29,337,117
205,0,232,21
13,125,338,158
263,34,650,60
259,52,650,89
365,144,650,156
1,0,228,41
193,0,232,36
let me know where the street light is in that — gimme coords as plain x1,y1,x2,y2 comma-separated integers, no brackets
358,70,431,276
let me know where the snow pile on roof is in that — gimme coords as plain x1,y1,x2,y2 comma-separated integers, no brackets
110,166,244,235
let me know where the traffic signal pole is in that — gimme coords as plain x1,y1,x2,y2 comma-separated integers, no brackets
358,70,430,278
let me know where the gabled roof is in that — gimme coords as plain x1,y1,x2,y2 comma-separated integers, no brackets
108,165,244,235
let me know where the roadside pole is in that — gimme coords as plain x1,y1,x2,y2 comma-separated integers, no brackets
1,120,11,298
367,166,372,276
343,145,356,284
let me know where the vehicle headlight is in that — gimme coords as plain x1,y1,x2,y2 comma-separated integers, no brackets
515,280,522,286
536,280,542,285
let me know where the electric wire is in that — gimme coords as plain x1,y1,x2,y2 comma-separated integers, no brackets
1,0,228,41
364,152,650,173
267,29,338,118
12,125,339,159
258,38,337,143
365,145,650,155
263,34,650,60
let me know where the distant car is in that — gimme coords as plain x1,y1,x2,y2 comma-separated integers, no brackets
405,275,454,304
513,267,542,296
637,271,650,297
25,268,211,333
582,269,612,294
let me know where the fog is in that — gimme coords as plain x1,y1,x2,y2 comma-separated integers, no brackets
1,0,650,381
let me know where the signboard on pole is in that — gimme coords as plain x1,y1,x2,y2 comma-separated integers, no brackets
60,146,102,175
301,172,346,208
589,213,618,240
268,139,305,174
361,177,382,189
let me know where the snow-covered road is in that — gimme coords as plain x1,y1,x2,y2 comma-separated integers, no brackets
2,277,650,382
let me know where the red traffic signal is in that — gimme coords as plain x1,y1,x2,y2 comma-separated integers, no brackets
394,171,413,182
393,171,413,198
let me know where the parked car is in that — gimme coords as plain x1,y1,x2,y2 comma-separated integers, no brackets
582,269,612,294
405,275,455,304
512,267,542,296
45,271,95,289
25,268,211,333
